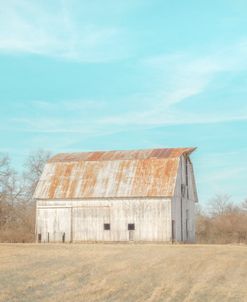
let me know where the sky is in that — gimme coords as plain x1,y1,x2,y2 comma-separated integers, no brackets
0,0,247,204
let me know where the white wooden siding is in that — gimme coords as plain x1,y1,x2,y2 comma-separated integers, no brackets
36,207,72,243
36,198,172,242
171,155,197,242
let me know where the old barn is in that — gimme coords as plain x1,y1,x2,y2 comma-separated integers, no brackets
34,148,198,243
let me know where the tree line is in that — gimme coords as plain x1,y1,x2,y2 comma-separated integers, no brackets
0,150,50,242
196,195,247,244
0,150,246,243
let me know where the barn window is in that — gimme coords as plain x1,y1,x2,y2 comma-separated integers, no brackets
128,223,135,230
104,223,110,230
181,184,186,198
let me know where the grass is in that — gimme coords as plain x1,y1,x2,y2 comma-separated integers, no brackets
0,243,247,302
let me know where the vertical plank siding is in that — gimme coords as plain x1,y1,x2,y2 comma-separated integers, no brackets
36,207,72,243
36,198,172,242
171,155,197,242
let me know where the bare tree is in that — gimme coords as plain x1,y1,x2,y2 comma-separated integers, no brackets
22,149,51,203
0,155,12,203
19,150,51,240
196,194,247,244
195,203,205,216
208,194,234,216
241,199,247,211
0,155,20,225
0,155,11,228
0,150,50,242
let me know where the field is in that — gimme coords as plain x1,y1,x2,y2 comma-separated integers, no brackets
0,244,247,302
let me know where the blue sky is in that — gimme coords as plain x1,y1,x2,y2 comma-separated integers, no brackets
0,0,247,203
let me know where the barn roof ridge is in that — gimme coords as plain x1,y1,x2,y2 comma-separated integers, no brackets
49,147,196,163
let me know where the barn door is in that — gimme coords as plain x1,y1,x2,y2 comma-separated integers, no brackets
172,220,176,242
36,208,72,243
186,209,189,241
72,207,110,241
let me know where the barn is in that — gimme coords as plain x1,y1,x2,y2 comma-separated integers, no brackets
34,148,198,243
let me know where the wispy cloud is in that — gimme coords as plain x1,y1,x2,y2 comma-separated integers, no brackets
99,40,247,126
3,40,247,137
0,0,131,62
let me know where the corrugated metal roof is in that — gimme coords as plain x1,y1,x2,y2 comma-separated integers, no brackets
34,148,195,199
49,147,195,163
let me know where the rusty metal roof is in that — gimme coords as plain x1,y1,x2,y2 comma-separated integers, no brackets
34,148,195,199
49,147,195,163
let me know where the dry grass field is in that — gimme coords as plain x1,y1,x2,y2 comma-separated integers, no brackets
0,244,247,302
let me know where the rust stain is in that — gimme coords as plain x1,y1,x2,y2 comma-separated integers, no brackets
60,163,73,198
48,147,196,163
48,164,63,198
80,161,98,198
35,147,196,199
113,160,131,195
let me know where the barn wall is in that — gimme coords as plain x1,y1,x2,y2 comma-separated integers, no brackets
36,207,72,243
171,155,197,242
36,198,172,242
